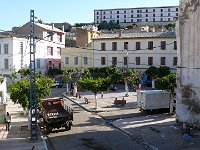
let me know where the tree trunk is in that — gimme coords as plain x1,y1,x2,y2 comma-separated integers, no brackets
73,83,78,97
94,94,98,109
66,83,69,94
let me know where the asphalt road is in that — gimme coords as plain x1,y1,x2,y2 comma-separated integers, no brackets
45,88,145,150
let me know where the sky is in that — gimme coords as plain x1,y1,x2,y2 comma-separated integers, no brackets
0,0,179,31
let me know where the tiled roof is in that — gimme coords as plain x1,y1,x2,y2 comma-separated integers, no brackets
95,32,176,39
35,23,64,33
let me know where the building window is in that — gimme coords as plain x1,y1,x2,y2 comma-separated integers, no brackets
131,10,133,13
136,42,141,50
117,15,119,18
124,10,126,13
124,57,127,65
101,43,106,51
124,42,128,50
131,19,133,22
161,9,163,12
160,57,166,65
173,57,177,66
168,18,170,21
97,21,99,24
168,13,170,16
97,16,99,19
136,57,140,65
110,15,112,19
153,18,155,22
117,20,119,23
57,34,62,42
161,18,163,21
146,19,148,22
74,57,78,65
57,47,61,56
161,41,166,50
153,14,155,17
47,32,53,41
174,41,177,50
117,11,119,14
124,15,126,18
103,12,105,14
4,58,9,69
4,44,8,54
110,11,112,14
20,42,23,54
65,57,69,64
112,42,117,51
59,63,61,70
137,10,140,13
83,57,88,65
146,9,148,13
124,19,126,23
131,14,133,18
97,12,99,15
37,59,41,68
161,13,163,17
47,46,53,55
168,8,171,12
176,8,178,11
146,14,148,17
112,57,117,66
103,16,105,19
148,57,153,66
148,41,153,50
101,57,106,65
153,9,155,12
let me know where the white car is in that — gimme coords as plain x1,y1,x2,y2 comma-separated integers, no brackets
51,81,63,88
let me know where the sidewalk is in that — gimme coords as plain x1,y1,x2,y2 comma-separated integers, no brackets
63,91,200,150
0,97,48,150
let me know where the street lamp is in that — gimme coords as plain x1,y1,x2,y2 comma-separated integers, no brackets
124,49,129,97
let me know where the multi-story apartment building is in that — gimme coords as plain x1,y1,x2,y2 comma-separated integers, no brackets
94,6,179,25
92,31,177,72
0,22,65,80
14,22,65,75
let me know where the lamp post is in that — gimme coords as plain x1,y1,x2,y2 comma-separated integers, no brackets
124,49,129,97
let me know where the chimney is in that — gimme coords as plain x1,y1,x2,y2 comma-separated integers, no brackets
118,29,123,37
62,25,65,32
52,23,54,29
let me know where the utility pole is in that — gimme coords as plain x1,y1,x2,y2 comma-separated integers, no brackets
29,10,38,140
125,49,129,97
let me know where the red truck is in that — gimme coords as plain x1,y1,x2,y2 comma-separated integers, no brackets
40,97,73,133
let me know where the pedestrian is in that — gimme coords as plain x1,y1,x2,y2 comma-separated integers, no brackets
4,112,11,131
101,92,103,98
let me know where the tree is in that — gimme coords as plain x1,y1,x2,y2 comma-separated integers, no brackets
78,78,111,109
145,66,158,78
47,68,63,78
157,66,170,78
62,68,82,96
156,74,176,113
8,69,53,110
97,20,120,31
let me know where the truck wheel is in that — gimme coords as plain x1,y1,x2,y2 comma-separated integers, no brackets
65,122,71,131
46,126,53,133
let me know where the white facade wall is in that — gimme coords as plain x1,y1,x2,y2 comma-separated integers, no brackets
176,0,200,126
94,6,179,24
93,38,177,70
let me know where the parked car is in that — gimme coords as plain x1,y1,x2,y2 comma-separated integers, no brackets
51,81,63,88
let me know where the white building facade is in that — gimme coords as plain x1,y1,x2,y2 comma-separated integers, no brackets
92,32,177,72
94,6,179,25
0,22,65,80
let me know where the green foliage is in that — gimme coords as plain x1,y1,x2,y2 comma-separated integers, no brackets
8,69,53,109
145,66,171,78
157,66,170,78
47,68,63,78
97,20,120,31
164,23,176,30
156,74,176,94
62,68,82,83
65,38,76,47
145,66,158,78
78,78,111,94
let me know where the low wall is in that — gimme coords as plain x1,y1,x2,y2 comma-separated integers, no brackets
0,104,6,123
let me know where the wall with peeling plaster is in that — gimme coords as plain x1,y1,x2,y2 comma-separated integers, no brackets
176,0,200,126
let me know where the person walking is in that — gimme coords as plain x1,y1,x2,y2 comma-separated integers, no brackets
4,112,11,131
